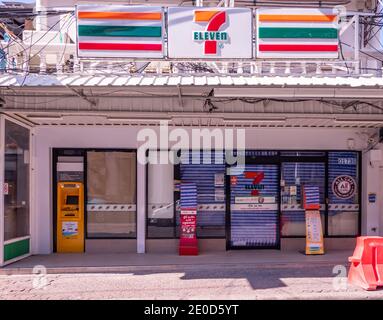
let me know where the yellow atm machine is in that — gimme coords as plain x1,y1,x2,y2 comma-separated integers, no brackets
57,182,84,253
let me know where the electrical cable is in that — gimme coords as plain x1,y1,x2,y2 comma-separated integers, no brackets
16,14,74,86
0,13,70,60
3,13,74,70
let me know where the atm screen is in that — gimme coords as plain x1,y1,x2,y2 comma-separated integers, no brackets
66,195,79,205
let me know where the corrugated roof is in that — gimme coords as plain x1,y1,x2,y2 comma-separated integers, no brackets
1,74,383,88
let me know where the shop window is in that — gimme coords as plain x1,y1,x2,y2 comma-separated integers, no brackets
4,120,30,241
147,151,175,238
176,151,226,238
281,162,325,236
86,151,136,238
328,152,360,236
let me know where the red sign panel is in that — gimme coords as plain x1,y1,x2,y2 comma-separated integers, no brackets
179,212,198,255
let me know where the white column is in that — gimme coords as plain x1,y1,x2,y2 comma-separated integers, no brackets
35,0,48,32
33,129,52,254
362,150,382,236
39,53,47,74
136,159,146,253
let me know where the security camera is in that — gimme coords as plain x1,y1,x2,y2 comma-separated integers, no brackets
368,137,376,144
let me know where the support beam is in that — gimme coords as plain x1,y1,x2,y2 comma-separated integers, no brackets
354,14,360,74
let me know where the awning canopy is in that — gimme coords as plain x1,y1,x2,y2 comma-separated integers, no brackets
1,74,383,128
1,74,383,88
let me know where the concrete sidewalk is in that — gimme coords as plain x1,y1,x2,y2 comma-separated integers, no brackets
1,250,353,275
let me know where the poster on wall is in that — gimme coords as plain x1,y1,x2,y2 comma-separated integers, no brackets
332,175,356,199
167,7,253,58
76,5,165,58
180,215,197,239
256,8,339,59
214,173,225,187
3,182,8,195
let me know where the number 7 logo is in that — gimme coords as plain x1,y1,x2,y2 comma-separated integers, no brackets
194,10,227,54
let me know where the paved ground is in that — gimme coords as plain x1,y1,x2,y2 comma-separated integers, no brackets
1,262,383,299
0,250,355,271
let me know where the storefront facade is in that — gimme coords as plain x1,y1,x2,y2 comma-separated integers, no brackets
147,149,361,250
1,1,383,265
0,111,382,265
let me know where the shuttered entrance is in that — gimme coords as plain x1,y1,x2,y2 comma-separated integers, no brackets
177,151,226,238
229,164,280,249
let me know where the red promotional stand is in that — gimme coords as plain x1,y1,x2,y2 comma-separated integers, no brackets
179,183,198,255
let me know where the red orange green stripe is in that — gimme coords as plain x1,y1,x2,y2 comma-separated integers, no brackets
79,42,162,51
259,44,338,52
259,27,337,39
259,14,337,22
78,25,162,38
78,11,162,20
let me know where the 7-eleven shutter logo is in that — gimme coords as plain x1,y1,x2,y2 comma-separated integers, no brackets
244,172,265,196
193,10,228,55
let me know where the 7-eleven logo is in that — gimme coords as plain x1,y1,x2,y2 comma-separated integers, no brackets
193,10,228,55
244,171,265,196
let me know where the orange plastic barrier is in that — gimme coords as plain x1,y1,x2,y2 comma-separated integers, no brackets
348,236,383,290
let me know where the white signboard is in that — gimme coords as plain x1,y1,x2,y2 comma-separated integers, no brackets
256,8,339,59
181,210,197,215
76,5,165,58
235,196,275,204
167,7,253,59
231,203,278,211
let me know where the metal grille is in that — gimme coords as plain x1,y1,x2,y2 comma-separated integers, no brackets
230,164,279,248
177,151,226,237
281,162,325,227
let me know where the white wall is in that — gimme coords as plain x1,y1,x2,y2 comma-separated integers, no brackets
32,125,378,254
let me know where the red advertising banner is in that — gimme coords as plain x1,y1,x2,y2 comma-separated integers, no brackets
179,212,198,255
181,214,196,239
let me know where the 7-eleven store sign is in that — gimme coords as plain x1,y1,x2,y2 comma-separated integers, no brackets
193,10,228,55
168,7,252,58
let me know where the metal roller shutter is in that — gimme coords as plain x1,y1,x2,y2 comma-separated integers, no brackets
177,151,226,238
281,162,325,236
230,164,279,248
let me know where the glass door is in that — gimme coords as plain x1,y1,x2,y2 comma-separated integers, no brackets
1,117,31,266
228,163,280,249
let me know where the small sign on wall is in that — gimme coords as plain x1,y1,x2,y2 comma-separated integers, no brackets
368,193,376,203
3,182,9,195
